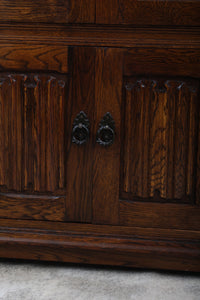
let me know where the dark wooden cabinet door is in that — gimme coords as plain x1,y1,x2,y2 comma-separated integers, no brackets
93,47,200,231
0,46,96,224
0,72,68,221
120,76,200,230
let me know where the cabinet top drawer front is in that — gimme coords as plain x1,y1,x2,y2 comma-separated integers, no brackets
96,0,200,26
0,0,95,24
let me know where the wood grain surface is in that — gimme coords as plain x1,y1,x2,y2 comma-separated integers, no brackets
0,0,199,272
197,110,200,204
120,200,200,231
0,193,65,221
96,0,200,26
0,44,68,73
0,226,199,271
0,25,200,50
92,48,123,225
65,47,95,222
1,218,200,241
124,48,200,78
1,0,199,26
0,73,67,193
121,78,199,203
0,0,95,23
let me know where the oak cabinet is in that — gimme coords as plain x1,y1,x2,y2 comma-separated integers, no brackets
0,1,200,272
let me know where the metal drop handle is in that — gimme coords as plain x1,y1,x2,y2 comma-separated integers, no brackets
96,113,115,147
72,111,90,145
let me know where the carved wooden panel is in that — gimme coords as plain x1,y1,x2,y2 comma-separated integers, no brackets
121,78,199,204
0,73,67,194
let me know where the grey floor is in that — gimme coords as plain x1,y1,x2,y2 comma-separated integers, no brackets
0,259,200,300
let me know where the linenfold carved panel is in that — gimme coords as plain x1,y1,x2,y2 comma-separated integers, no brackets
0,73,67,193
121,78,199,204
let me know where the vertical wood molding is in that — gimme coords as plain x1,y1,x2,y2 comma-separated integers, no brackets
65,47,96,222
93,48,124,225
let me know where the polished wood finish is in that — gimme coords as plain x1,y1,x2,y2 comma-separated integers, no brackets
0,25,200,49
0,0,95,23
197,121,200,204
0,218,199,271
0,1,199,271
121,78,199,203
0,193,65,221
65,47,95,222
1,219,200,241
120,201,200,230
1,1,199,26
96,0,200,26
124,48,200,78
0,44,68,73
93,48,123,225
0,73,67,194
0,227,199,272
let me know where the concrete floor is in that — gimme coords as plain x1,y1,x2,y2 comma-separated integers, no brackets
0,259,200,300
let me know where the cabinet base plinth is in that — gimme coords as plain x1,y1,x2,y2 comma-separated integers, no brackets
0,226,199,272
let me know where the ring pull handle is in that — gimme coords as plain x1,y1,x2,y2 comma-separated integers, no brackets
96,113,115,147
72,111,90,145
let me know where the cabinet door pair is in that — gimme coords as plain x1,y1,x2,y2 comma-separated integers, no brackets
0,46,200,231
